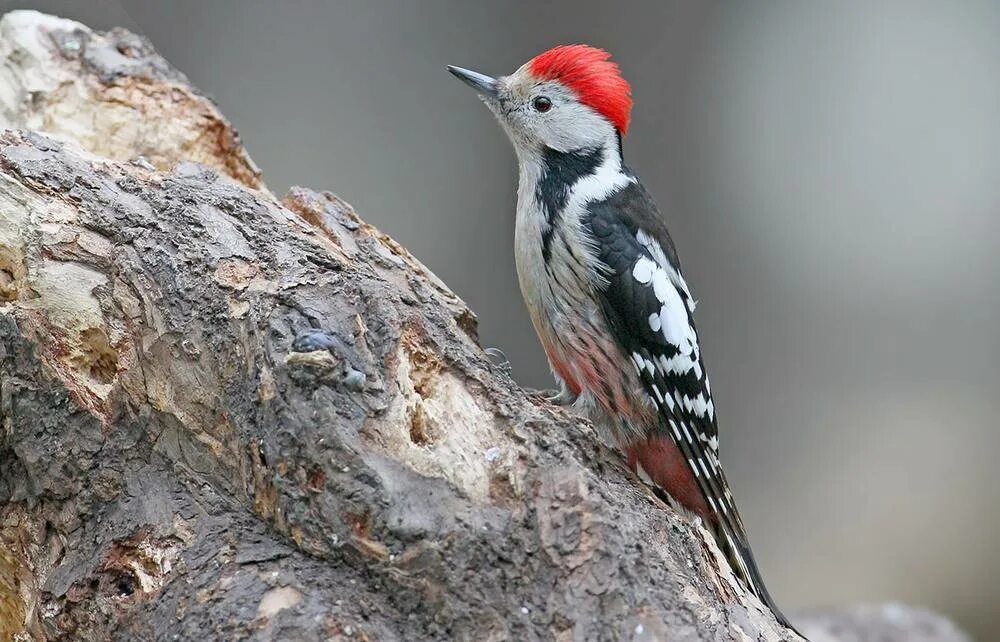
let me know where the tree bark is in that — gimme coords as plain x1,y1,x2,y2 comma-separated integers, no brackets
0,10,970,642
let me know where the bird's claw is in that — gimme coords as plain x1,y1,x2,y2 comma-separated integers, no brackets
547,387,578,406
526,386,578,406
484,347,512,375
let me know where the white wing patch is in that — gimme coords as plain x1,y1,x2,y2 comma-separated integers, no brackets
632,230,717,423
632,257,656,284
631,231,701,372
637,229,692,295
633,233,698,354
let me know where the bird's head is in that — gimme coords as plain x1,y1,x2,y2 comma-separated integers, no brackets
449,45,632,157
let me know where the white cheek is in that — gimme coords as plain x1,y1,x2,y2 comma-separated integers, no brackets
542,104,614,152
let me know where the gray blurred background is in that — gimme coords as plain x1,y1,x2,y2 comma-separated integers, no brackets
6,0,999,638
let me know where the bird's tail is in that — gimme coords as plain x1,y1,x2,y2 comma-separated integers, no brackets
626,435,804,637
709,519,805,639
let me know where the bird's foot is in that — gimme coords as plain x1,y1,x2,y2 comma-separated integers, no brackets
484,347,512,376
526,386,578,406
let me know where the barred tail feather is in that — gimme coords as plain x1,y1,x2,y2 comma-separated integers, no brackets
709,520,804,637
627,436,804,637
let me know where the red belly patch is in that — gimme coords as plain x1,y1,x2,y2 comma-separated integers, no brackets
540,332,704,518
540,335,583,396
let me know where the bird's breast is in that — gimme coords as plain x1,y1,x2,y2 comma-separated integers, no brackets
514,199,650,437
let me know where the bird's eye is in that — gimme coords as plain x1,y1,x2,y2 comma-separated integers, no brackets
533,96,552,112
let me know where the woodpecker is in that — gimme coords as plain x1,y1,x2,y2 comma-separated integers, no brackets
449,45,798,633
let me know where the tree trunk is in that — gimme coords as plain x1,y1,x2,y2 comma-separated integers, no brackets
0,10,969,642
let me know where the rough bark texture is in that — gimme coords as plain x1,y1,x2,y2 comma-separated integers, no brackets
0,11,970,642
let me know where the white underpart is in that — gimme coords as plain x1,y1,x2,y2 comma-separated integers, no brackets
514,133,631,344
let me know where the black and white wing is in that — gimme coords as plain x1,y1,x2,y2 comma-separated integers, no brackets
585,181,724,485
584,181,792,627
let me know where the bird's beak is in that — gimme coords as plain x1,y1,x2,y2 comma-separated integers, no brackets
447,65,498,99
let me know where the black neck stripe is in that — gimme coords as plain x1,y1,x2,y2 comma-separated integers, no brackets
536,145,604,261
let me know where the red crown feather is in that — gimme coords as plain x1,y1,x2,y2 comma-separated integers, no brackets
528,44,633,135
